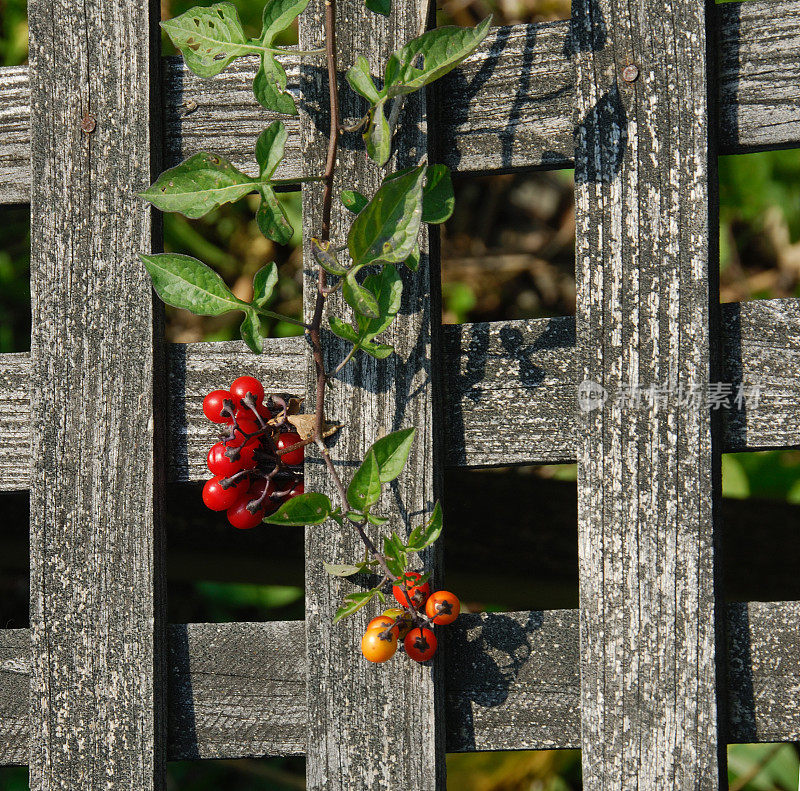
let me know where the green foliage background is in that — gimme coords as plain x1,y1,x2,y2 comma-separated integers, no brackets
1,0,799,787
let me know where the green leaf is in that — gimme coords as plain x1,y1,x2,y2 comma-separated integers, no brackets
161,3,249,78
333,589,378,624
422,164,454,223
263,492,333,525
240,309,265,354
405,245,420,272
346,55,382,104
343,268,380,319
255,121,287,178
367,513,390,526
407,501,443,552
357,264,403,340
329,316,360,344
323,561,369,577
364,99,391,167
256,185,294,244
369,427,416,483
312,238,349,276
366,0,391,14
259,0,310,46
254,52,297,114
348,165,426,268
384,18,491,98
140,253,244,316
142,152,254,217
347,449,382,510
383,533,406,578
252,263,278,310
341,189,369,214
359,339,394,359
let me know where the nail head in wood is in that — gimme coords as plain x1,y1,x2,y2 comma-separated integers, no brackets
622,64,639,82
80,113,96,133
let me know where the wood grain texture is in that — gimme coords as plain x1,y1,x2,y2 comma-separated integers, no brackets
1,602,799,763
298,1,445,787
573,0,724,784
0,0,799,201
27,0,166,787
0,297,798,490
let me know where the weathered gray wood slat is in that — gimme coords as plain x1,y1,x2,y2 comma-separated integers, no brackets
573,0,724,784
0,298,798,489
1,602,799,764
0,0,798,202
299,1,444,788
27,0,166,787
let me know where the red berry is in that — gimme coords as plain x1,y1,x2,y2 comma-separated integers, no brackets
277,432,304,465
404,627,437,662
227,418,260,448
202,476,248,511
234,403,271,423
392,571,431,609
425,591,460,626
230,376,264,407
203,390,233,423
206,441,257,478
226,497,265,529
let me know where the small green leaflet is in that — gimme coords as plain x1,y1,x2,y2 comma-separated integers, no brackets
252,263,278,310
365,0,391,15
263,492,333,525
322,561,371,577
240,309,265,354
254,52,298,115
383,18,491,99
341,189,369,214
359,340,394,359
260,0,310,45
382,532,407,577
348,165,426,268
140,253,245,316
343,268,380,319
257,184,294,244
421,164,454,223
329,316,360,344
255,121,288,178
345,56,382,104
334,589,379,624
347,449,382,511
370,427,416,483
161,3,249,78
356,265,402,341
406,501,443,552
312,238,349,276
364,99,391,166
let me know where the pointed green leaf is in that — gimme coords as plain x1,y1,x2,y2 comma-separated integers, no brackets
347,448,382,510
260,0,310,45
364,99,391,167
367,513,390,526
348,164,426,268
323,561,369,577
404,245,420,272
254,52,297,114
341,189,369,214
346,55,382,104
142,152,254,217
256,184,294,244
263,492,333,525
357,264,403,340
383,533,406,577
333,589,378,624
140,253,244,316
312,238,349,276
252,263,278,309
329,316,360,344
343,268,380,319
407,501,443,552
255,121,287,178
422,164,454,223
369,427,416,483
384,18,491,98
240,309,265,354
359,340,394,359
366,0,391,15
161,3,249,78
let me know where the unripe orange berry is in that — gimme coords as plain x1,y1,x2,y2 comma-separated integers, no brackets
425,591,460,626
361,627,398,663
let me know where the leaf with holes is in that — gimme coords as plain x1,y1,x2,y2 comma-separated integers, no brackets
263,492,334,525
347,449,382,511
255,121,287,178
141,152,254,218
370,427,416,483
161,3,249,78
140,253,245,316
254,52,297,115
406,501,443,552
259,0,310,45
343,268,380,319
240,309,265,354
348,165,426,267
384,18,491,98
256,185,294,244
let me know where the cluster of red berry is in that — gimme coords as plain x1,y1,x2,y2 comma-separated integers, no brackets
361,572,460,663
201,376,305,529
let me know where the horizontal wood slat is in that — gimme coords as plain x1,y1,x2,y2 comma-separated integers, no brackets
0,298,797,489
1,601,798,764
0,0,798,202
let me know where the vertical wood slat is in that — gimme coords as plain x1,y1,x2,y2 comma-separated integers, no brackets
27,0,166,788
573,0,724,786
299,2,444,789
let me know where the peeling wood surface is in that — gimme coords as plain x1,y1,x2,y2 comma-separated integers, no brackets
573,0,724,782
0,298,798,490
27,0,166,787
0,0,799,201
298,0,444,788
1,602,799,764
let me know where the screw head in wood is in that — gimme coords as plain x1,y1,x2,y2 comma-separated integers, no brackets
80,114,96,134
622,64,639,83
